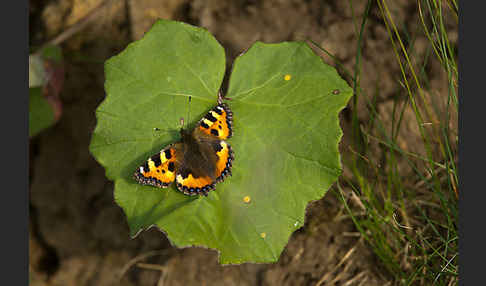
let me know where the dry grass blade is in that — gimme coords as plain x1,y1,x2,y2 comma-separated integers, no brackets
118,249,172,281
343,271,368,286
315,238,362,286
37,0,117,52
136,262,166,271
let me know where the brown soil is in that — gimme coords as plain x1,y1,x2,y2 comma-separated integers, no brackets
29,0,455,285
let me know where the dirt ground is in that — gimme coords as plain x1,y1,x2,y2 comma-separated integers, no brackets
29,0,456,285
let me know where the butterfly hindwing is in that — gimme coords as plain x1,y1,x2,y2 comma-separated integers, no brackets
133,145,178,188
175,140,234,196
175,171,215,196
198,103,233,140
213,140,234,183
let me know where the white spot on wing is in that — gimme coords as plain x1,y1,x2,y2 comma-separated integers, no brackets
139,167,144,173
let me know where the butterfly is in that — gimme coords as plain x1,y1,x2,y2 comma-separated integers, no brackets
133,100,234,196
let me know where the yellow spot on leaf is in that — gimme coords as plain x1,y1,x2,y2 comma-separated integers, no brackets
243,196,251,203
260,232,266,238
284,74,291,81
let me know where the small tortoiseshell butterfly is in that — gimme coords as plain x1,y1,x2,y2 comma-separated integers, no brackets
133,99,234,196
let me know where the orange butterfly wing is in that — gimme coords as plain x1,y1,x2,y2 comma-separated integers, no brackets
133,146,178,188
198,103,233,140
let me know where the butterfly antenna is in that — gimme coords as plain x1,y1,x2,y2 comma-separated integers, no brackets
179,117,185,128
180,96,192,132
187,95,192,125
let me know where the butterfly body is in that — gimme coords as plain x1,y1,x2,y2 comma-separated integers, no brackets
134,103,234,196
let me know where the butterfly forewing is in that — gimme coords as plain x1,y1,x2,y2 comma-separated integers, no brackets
133,145,178,188
197,103,233,140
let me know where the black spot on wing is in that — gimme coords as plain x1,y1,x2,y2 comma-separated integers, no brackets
164,149,172,159
211,129,219,136
212,141,223,152
178,167,191,179
151,154,162,167
143,162,150,173
201,121,210,129
214,106,223,115
168,162,175,172
206,113,217,122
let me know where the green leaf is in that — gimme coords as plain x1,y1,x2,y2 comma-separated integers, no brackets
90,19,352,264
29,87,55,137
40,45,63,63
